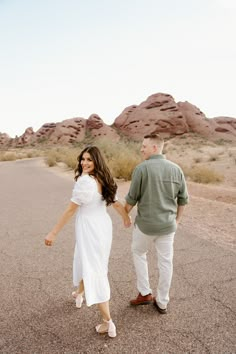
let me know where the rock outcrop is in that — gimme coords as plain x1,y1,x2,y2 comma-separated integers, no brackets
1,92,235,147
113,93,189,139
35,118,87,144
0,132,12,146
86,114,120,141
114,93,236,141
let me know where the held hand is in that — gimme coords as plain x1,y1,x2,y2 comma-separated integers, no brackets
124,215,132,228
44,231,56,246
176,219,181,227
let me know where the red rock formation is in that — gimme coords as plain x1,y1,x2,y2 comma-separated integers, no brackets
0,132,12,146
86,114,120,141
0,93,235,147
114,93,190,139
48,118,86,144
114,93,236,141
213,117,236,134
31,118,86,145
15,127,35,146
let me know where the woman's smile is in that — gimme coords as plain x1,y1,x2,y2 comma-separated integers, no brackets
81,152,95,174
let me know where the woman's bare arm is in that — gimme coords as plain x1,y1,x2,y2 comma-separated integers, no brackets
112,201,132,228
45,201,78,246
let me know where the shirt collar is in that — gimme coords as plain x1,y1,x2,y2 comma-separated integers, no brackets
147,154,166,160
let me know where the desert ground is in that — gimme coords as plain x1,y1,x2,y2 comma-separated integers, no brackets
48,135,236,254
1,135,235,251
165,136,236,252
0,138,235,353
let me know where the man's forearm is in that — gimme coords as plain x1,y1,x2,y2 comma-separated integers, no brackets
125,202,134,214
176,205,185,224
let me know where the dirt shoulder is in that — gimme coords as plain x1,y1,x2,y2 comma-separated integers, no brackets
117,178,236,253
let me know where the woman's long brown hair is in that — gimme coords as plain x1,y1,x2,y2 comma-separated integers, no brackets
74,146,117,206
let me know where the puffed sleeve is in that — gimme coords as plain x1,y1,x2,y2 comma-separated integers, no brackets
71,175,96,205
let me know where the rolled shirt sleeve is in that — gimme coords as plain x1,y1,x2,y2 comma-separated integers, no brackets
177,171,189,206
125,166,142,206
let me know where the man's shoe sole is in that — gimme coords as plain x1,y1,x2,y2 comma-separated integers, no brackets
130,300,152,306
153,299,167,314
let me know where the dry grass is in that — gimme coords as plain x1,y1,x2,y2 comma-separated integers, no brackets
96,139,141,180
45,148,78,169
164,134,235,186
185,166,224,184
0,151,17,161
43,139,141,180
1,134,235,185
0,148,43,161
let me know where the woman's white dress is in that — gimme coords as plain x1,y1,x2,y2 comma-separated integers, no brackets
70,174,113,307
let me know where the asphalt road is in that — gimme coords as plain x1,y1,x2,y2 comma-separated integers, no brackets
0,158,235,354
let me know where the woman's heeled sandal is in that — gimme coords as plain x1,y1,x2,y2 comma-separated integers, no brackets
72,291,84,308
75,293,83,308
72,291,79,299
95,319,116,338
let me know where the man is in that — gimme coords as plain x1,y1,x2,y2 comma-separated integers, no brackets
125,134,189,314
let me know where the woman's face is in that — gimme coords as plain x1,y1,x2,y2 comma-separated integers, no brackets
81,152,95,174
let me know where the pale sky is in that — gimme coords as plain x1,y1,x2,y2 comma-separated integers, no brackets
0,0,235,138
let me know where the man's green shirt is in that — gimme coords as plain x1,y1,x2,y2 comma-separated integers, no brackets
125,154,189,235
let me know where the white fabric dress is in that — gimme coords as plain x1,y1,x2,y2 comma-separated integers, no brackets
70,174,113,307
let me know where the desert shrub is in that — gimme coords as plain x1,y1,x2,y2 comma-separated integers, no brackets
23,149,42,158
96,139,141,180
194,157,202,163
26,151,34,158
208,153,219,162
109,150,141,180
0,148,43,161
60,149,78,170
187,166,224,184
0,151,17,161
45,155,57,167
208,156,217,162
45,150,61,167
215,139,228,145
44,138,142,180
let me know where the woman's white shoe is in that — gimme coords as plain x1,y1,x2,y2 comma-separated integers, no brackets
72,291,84,308
72,291,78,299
95,319,117,338
75,293,83,308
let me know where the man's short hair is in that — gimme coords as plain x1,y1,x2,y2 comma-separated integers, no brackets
144,134,164,149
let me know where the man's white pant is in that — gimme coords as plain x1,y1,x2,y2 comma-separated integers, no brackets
132,225,175,309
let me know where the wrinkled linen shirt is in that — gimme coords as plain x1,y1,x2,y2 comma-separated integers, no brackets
125,154,189,236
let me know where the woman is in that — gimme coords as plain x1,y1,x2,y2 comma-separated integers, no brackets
44,146,131,338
